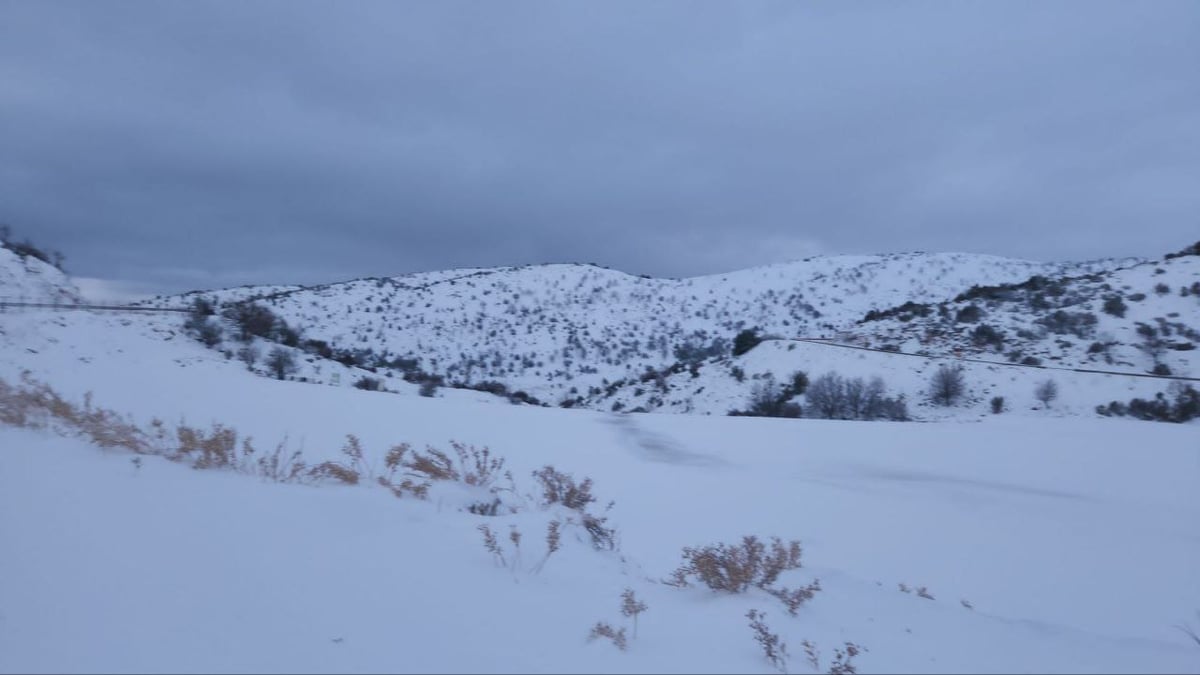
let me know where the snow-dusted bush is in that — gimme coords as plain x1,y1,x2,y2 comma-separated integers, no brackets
732,328,763,356
1096,383,1200,423
730,378,802,418
1035,379,1059,407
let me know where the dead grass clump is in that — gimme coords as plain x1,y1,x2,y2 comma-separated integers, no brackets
668,536,803,593
309,434,379,486
404,446,458,481
532,465,596,510
176,423,239,469
376,443,430,498
450,441,506,489
393,442,507,496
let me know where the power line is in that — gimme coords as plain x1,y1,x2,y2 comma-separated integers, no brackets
786,337,1200,383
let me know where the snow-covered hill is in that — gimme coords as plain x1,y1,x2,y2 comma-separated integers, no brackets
153,251,1147,410
0,245,80,305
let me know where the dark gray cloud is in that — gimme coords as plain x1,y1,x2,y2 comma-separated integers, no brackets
2,1,1198,295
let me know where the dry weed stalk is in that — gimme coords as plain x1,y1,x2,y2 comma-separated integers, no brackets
478,524,506,567
800,639,820,672
746,609,789,673
768,580,823,616
827,642,867,675
620,588,648,638
531,520,561,573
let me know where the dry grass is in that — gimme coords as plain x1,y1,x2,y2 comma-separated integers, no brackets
532,465,596,510
0,375,562,515
668,536,803,593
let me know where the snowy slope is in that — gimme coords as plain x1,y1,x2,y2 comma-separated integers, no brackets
0,246,80,304
1,308,1199,673
858,252,1200,377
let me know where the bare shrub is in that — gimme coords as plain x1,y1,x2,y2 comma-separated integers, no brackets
929,364,965,406
1034,378,1058,407
746,609,788,673
668,536,803,593
806,373,847,419
588,621,627,651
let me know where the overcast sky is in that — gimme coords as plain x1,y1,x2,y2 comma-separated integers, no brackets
2,1,1198,297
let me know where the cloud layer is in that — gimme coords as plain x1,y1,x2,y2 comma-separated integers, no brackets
2,1,1197,293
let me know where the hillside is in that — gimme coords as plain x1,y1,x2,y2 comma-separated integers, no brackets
153,251,1146,410
0,244,80,305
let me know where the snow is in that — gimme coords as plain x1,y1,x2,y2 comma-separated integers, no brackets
1,246,1198,673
